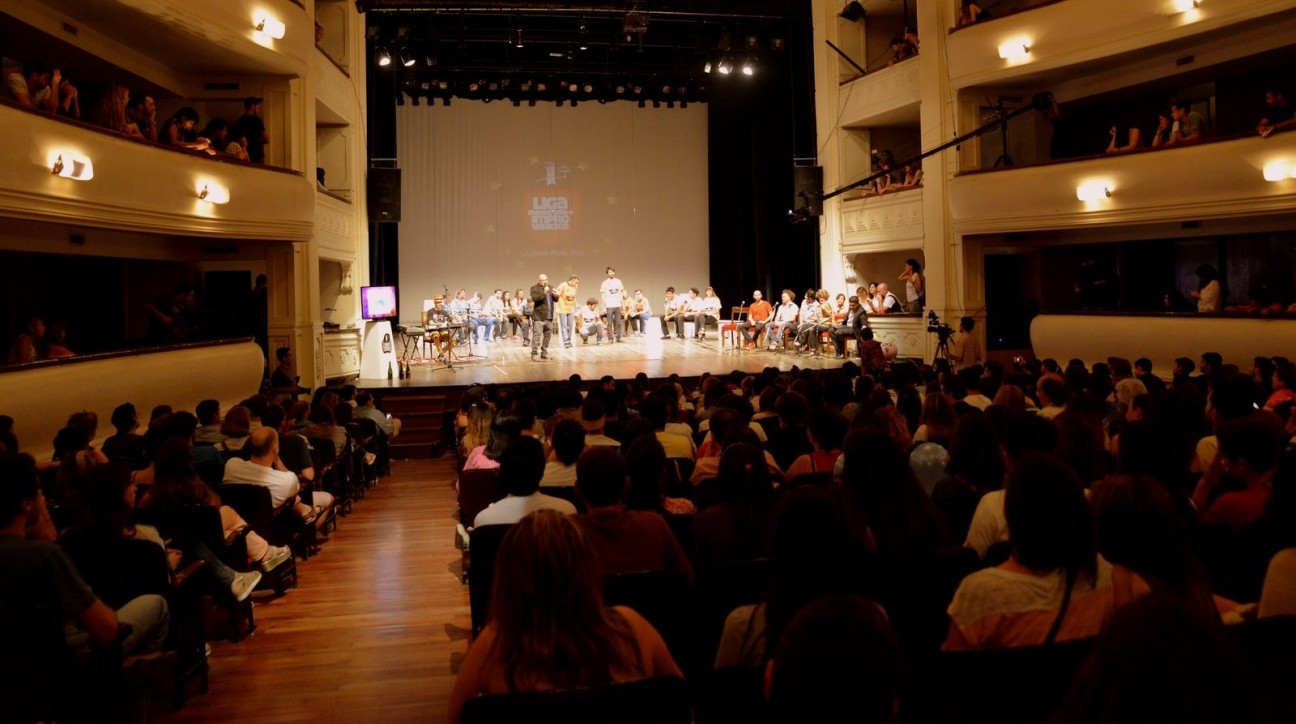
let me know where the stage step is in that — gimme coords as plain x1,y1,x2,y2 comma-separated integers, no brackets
368,391,456,459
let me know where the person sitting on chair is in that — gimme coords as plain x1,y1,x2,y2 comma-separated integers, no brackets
829,296,867,359
767,290,800,351
506,289,531,343
674,288,703,340
223,427,334,533
627,289,653,336
425,296,458,360
447,509,682,724
742,290,773,349
660,287,682,340
472,438,576,527
696,287,723,339
579,298,606,345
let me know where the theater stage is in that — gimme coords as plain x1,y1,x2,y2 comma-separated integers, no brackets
357,328,850,390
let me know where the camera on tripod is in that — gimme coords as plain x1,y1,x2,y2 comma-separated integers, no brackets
927,311,955,342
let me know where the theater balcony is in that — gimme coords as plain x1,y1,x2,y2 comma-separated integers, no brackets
839,57,920,129
945,133,1296,235
22,0,314,78
839,188,925,252
944,0,1296,91
2,101,316,241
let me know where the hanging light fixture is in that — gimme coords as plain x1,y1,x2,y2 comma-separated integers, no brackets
375,47,393,67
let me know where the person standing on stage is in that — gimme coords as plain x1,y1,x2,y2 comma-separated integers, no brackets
768,289,800,350
741,290,773,349
660,287,681,340
628,289,652,336
555,275,580,349
599,267,627,343
530,273,557,361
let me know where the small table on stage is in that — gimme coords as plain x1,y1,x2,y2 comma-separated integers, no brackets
396,324,426,362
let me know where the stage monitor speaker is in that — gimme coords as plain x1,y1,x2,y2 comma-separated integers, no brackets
368,168,402,222
793,165,823,217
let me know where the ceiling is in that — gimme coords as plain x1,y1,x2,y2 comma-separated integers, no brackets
359,1,812,105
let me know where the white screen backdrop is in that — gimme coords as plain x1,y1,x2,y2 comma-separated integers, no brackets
395,102,710,318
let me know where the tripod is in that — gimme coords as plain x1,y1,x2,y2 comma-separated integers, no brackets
933,332,953,366
989,103,1014,168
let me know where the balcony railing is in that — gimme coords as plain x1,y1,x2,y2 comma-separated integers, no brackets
1,101,315,241
839,58,921,129
839,187,925,252
946,131,1296,233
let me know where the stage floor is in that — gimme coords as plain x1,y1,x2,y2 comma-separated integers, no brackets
359,328,848,389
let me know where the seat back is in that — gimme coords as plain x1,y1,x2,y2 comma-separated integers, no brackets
784,472,832,489
692,558,771,672
59,536,171,610
914,637,1097,724
134,504,228,555
538,485,585,513
729,306,747,323
603,570,692,664
460,676,692,724
1229,615,1296,717
218,483,278,537
467,524,514,635
459,468,507,527
695,666,767,724
663,513,694,552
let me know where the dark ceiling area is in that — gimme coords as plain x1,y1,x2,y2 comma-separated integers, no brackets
358,1,812,105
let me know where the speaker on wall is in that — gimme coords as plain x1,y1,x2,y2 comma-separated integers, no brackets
368,167,402,222
793,165,823,217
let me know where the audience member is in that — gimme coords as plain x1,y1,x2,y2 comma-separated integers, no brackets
353,391,400,439
234,97,269,163
4,59,78,116
1167,98,1208,144
89,83,142,137
574,446,693,580
766,595,902,724
126,92,158,142
223,427,333,531
158,107,213,153
101,402,146,469
463,413,523,471
690,443,778,566
447,510,681,724
1257,87,1295,138
473,437,576,527
1193,416,1281,528
623,435,695,515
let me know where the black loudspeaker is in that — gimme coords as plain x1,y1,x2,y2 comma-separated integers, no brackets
793,165,823,217
368,168,402,222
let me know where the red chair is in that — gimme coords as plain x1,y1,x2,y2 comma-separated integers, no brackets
720,306,747,350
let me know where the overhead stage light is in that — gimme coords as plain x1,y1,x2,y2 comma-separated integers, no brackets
398,48,415,67
717,57,733,75
741,58,755,76
375,47,392,67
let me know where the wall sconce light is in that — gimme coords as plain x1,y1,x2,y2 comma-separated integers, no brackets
998,41,1031,61
255,14,286,40
1263,161,1295,182
1076,181,1113,202
1171,0,1200,12
50,152,94,181
198,183,230,204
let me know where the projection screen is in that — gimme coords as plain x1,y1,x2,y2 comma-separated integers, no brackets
395,102,710,320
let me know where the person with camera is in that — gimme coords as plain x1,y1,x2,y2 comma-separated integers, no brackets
949,317,983,371
4,59,79,117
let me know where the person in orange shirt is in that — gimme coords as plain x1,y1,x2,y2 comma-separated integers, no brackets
741,290,773,349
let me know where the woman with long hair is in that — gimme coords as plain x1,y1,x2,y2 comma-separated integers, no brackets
218,405,253,452
714,485,861,668
690,442,778,566
945,452,1145,649
912,391,957,448
448,511,680,723
90,84,143,137
142,437,290,571
459,402,494,458
931,413,1006,542
839,428,949,557
463,413,523,471
1090,474,1225,622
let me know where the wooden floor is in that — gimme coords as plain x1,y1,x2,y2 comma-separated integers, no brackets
155,456,467,723
364,325,848,390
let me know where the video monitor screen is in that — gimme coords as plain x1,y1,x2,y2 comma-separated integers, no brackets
360,286,398,320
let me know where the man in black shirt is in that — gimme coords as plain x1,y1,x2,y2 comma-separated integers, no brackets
271,347,307,400
234,96,268,163
529,273,557,361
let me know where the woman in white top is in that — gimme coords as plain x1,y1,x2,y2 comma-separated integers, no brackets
899,258,924,313
1190,263,1221,313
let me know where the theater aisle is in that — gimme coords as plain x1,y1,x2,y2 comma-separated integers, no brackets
157,457,468,723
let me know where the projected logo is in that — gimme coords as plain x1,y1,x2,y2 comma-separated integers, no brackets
529,161,572,231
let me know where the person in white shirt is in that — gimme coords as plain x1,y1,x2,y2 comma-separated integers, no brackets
580,399,621,448
767,289,801,351
473,437,576,527
223,427,334,530
873,283,902,314
660,287,683,340
599,266,628,343
578,298,606,344
673,287,704,339
541,419,586,487
696,287,723,339
479,290,506,342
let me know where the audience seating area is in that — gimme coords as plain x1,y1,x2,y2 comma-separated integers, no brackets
444,351,1296,721
0,384,396,720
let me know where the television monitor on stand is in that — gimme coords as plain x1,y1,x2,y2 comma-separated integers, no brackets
360,286,398,320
